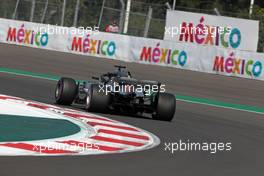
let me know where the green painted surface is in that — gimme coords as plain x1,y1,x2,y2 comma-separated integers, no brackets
0,68,60,81
176,95,264,115
0,67,264,115
0,115,81,142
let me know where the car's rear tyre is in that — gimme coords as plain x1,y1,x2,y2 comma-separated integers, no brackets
153,93,176,121
85,84,111,112
55,77,77,105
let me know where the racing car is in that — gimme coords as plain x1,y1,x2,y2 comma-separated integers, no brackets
54,65,176,121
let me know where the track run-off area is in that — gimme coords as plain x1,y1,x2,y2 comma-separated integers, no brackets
0,95,159,155
0,44,263,176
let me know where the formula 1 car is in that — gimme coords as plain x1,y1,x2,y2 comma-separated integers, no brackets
55,66,176,121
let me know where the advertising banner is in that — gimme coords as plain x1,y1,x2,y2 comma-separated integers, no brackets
68,31,131,62
130,36,264,81
0,18,130,61
0,18,67,52
0,18,263,81
164,10,259,52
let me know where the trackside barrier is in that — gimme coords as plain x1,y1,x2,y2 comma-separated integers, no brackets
164,10,259,52
0,18,263,81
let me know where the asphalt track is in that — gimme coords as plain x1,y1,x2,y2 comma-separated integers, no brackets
0,44,263,176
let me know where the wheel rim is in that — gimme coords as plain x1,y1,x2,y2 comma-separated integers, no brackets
85,93,91,110
55,82,62,100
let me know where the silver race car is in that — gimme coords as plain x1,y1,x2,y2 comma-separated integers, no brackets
55,65,176,121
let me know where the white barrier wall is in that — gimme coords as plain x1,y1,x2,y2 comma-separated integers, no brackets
68,31,131,62
164,10,259,52
0,18,263,81
0,18,67,52
130,37,264,81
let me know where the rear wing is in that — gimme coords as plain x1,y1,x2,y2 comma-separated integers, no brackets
117,77,159,85
117,77,162,93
